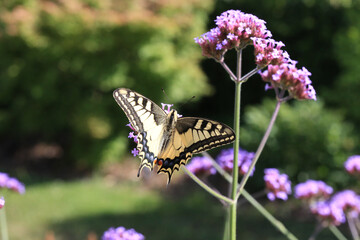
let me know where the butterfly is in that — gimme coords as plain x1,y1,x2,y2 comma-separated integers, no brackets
113,88,235,183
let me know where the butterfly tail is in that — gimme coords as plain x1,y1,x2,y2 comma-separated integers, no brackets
157,167,173,184
156,152,193,184
137,158,155,177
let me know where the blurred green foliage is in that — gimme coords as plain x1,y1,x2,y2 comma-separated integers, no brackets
325,3,360,124
242,99,358,188
0,0,213,170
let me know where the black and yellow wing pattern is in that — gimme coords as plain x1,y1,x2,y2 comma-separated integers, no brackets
113,88,235,183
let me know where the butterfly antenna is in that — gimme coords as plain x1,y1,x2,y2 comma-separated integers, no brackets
179,95,196,109
162,88,196,110
161,88,171,103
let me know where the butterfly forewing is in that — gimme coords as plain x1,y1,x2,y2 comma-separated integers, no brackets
113,88,166,172
113,88,166,132
157,117,235,182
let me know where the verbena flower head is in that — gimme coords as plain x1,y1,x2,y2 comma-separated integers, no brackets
187,156,216,176
260,63,316,101
264,168,291,201
344,155,360,175
311,201,346,226
102,226,145,240
294,180,333,202
216,148,254,176
0,197,4,209
331,190,360,218
251,37,290,67
194,10,271,60
0,172,25,194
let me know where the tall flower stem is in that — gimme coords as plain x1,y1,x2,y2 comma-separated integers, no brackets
229,49,243,240
236,99,281,200
329,225,348,240
355,218,360,232
204,152,298,240
308,223,323,240
183,167,234,205
347,214,359,240
223,210,230,240
242,190,298,240
240,67,262,83
0,206,9,240
219,59,237,82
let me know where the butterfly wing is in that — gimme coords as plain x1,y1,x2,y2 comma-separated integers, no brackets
113,88,166,173
157,117,235,182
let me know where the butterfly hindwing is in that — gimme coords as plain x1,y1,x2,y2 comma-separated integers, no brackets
157,117,235,182
113,88,166,172
176,117,235,153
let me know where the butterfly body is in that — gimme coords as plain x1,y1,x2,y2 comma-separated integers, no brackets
113,88,235,183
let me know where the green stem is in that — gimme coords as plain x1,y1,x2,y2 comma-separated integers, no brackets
329,225,348,240
203,152,297,240
347,213,359,240
219,61,237,82
308,222,323,240
236,100,282,200
229,49,243,240
237,190,266,206
1,206,9,240
355,218,360,232
242,191,298,240
203,150,298,240
223,210,230,240
183,167,234,205
240,66,261,83
202,152,232,183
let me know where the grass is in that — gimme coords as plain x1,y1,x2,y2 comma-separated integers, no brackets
3,173,349,240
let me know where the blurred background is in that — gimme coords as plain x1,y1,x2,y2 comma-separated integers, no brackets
0,0,359,239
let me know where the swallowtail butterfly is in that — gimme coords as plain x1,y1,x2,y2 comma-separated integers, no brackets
113,88,235,183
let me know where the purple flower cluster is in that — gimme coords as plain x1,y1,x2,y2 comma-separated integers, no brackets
344,155,360,175
216,148,254,176
264,168,291,201
102,226,145,240
194,9,316,101
0,172,25,194
194,10,272,60
259,63,316,101
294,180,333,201
332,190,360,218
251,38,290,67
311,201,346,226
187,156,216,176
161,103,182,117
310,190,360,226
161,103,173,114
126,123,139,157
